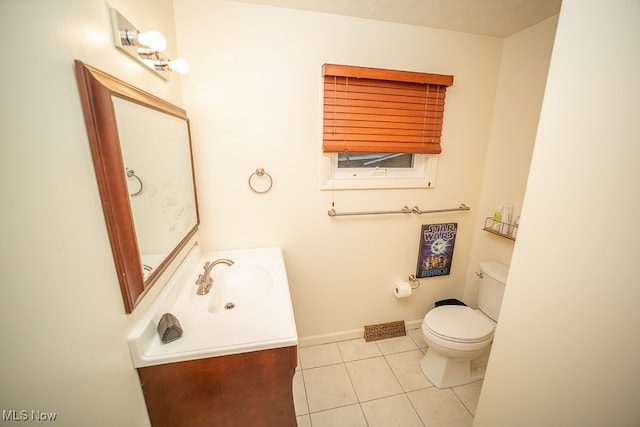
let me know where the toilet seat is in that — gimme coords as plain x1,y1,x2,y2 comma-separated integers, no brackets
423,306,495,343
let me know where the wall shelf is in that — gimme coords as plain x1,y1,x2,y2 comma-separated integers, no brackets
483,217,517,241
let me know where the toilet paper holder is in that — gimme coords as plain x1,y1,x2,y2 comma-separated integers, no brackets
407,274,421,290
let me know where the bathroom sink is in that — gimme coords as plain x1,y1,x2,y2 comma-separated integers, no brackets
192,264,275,314
127,245,298,368
217,264,274,298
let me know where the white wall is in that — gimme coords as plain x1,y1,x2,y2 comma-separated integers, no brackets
474,1,640,426
174,0,505,343
0,1,184,425
464,15,558,306
0,0,579,424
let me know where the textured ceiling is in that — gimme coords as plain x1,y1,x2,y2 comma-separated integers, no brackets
230,0,561,37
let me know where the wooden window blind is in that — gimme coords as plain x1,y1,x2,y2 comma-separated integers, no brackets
322,64,454,155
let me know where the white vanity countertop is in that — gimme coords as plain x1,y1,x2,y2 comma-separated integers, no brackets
128,244,298,368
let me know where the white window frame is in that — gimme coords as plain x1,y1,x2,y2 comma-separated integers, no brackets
321,153,438,190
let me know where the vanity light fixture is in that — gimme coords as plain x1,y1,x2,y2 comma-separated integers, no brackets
110,7,189,80
156,58,190,74
121,28,167,52
137,51,190,75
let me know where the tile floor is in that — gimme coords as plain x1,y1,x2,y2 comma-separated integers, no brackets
293,329,482,427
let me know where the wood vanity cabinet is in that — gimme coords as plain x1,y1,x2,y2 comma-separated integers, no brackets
137,346,298,427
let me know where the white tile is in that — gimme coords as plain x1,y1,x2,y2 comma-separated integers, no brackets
452,380,483,416
310,404,368,427
375,335,418,355
345,357,403,402
385,350,433,392
297,336,477,427
293,370,309,415
299,343,343,369
407,328,428,349
408,387,474,427
361,394,424,427
303,364,358,412
296,414,312,427
338,338,382,362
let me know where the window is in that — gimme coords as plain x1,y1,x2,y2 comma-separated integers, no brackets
322,152,438,190
338,153,413,168
321,64,453,190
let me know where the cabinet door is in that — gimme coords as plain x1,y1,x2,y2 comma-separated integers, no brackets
138,346,298,427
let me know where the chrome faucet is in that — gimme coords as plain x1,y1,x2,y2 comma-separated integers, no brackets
196,258,234,295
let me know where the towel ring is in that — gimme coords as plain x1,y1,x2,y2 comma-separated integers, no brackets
248,168,273,194
126,167,144,197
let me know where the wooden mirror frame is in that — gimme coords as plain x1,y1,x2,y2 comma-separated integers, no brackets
75,60,199,313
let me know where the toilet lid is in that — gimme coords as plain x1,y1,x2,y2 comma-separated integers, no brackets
424,305,495,343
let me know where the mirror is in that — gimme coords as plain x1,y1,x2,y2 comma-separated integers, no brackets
75,61,199,313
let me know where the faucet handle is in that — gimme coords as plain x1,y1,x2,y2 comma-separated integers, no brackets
196,273,205,285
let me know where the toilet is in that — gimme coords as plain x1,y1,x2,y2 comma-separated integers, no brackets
420,261,509,388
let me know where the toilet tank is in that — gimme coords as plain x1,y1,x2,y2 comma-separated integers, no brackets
477,261,509,322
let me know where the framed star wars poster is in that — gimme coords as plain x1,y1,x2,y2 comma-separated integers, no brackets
416,223,457,278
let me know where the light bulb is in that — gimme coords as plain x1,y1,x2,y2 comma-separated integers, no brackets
137,30,166,52
168,58,190,74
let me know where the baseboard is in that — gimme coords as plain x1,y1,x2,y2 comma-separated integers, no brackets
405,319,423,330
298,318,423,347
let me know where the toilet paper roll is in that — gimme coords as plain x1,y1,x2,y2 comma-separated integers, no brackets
394,282,412,299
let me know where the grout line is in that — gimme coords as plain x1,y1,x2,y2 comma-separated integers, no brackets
451,387,475,418
355,390,408,405
405,390,428,427
381,347,428,426
298,369,311,418
297,336,478,425
450,381,481,418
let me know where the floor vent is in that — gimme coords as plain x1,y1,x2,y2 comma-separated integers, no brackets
364,320,406,342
